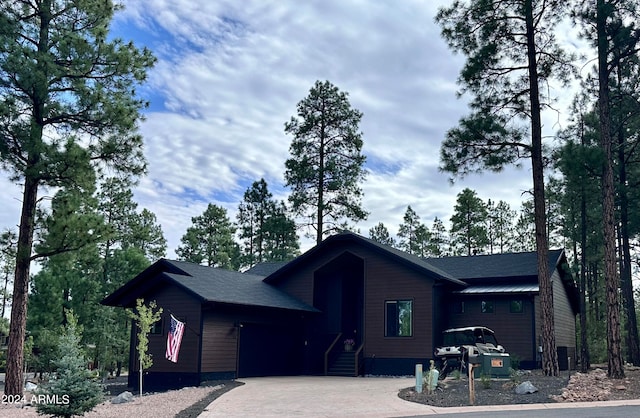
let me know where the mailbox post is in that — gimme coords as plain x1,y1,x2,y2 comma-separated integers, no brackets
467,357,481,405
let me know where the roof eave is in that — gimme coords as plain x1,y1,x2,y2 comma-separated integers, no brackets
205,299,320,313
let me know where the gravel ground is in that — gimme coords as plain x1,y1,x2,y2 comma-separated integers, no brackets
399,365,640,407
0,378,243,418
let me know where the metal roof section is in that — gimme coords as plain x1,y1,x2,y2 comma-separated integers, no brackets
454,284,539,294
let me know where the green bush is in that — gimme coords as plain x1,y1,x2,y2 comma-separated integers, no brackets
509,354,520,370
480,373,492,389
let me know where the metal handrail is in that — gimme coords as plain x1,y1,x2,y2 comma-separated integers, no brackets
324,332,343,375
354,343,364,376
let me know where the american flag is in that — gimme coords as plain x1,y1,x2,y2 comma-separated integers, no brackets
166,314,185,363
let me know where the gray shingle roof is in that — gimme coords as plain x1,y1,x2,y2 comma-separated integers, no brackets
103,234,575,313
101,259,318,312
424,249,565,281
163,260,318,312
244,261,289,276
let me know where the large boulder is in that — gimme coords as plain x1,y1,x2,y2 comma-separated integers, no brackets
111,391,134,404
515,381,538,394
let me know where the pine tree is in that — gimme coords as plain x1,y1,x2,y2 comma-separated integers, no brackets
414,224,433,258
284,80,368,243
429,217,449,257
176,204,237,269
262,202,300,263
0,229,16,318
236,179,299,268
237,179,273,268
35,311,103,418
486,200,517,253
398,206,423,255
368,222,396,247
513,200,536,252
449,189,489,256
436,0,575,376
0,0,155,395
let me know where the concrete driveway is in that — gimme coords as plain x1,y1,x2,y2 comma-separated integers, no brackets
198,375,640,418
198,376,431,417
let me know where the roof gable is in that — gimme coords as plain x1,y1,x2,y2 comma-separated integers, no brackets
264,231,465,286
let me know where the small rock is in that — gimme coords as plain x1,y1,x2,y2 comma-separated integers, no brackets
515,381,538,394
615,385,627,391
111,391,134,404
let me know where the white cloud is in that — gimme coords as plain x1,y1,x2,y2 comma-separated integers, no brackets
1,0,581,259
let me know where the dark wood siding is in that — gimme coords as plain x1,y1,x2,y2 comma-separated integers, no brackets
552,270,577,369
552,270,576,347
274,255,326,306
364,254,434,359
201,305,308,377
200,312,238,373
532,270,577,369
130,283,201,373
446,295,536,365
272,241,438,362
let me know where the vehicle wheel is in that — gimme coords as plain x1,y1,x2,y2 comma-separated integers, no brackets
437,359,449,380
460,349,469,375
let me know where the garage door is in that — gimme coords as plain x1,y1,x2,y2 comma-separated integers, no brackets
238,323,304,377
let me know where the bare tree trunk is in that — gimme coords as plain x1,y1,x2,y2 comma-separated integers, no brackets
525,0,557,376
597,0,624,379
5,176,39,396
316,106,326,245
579,150,590,372
576,111,591,373
1,271,9,318
615,69,640,367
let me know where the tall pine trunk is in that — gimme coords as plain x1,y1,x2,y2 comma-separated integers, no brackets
597,0,624,379
579,127,590,373
614,60,640,366
525,0,557,376
5,176,39,395
316,102,326,245
617,128,640,366
5,1,50,395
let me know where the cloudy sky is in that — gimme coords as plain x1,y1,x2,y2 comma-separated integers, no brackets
0,0,588,258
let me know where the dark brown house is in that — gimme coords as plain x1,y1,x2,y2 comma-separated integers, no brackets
102,232,578,390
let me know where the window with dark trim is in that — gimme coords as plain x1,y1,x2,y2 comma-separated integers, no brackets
481,300,494,313
510,300,524,313
150,319,163,335
385,300,413,337
453,301,464,314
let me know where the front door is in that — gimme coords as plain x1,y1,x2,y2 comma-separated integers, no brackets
308,252,364,373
